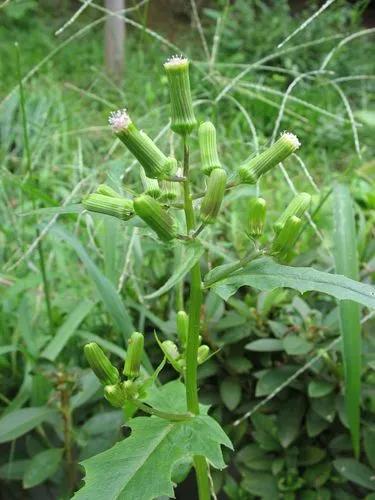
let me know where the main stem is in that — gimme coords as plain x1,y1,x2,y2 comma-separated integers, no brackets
182,139,211,500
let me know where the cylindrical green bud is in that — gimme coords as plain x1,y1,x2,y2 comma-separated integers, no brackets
247,197,266,238
159,158,180,202
197,345,210,365
123,332,144,379
164,56,197,136
134,195,177,242
200,168,227,224
273,192,311,234
271,215,302,256
104,383,127,408
84,343,119,386
161,340,180,361
109,109,172,179
83,193,134,221
139,166,161,199
199,121,221,175
96,184,121,198
176,310,189,346
237,132,301,184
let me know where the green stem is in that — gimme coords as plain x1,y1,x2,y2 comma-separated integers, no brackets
182,138,211,500
133,401,192,422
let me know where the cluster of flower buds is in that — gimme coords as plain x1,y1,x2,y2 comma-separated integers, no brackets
270,192,311,258
247,197,267,239
84,331,146,409
237,132,300,184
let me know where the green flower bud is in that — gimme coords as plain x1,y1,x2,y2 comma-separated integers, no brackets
123,380,139,399
104,383,127,408
96,184,121,198
139,166,161,199
159,159,181,202
247,197,266,238
83,193,134,221
84,343,119,386
273,192,311,234
197,345,210,365
161,340,180,361
271,215,302,257
124,332,144,379
237,132,300,184
164,56,197,136
199,121,221,175
134,194,177,242
109,109,172,179
200,168,227,224
176,310,189,346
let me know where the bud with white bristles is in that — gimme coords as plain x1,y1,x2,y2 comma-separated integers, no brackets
237,132,301,184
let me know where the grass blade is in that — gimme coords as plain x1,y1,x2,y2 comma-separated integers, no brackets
333,182,361,458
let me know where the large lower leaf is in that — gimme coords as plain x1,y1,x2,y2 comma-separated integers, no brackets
74,382,232,500
207,257,375,308
144,241,204,300
333,183,362,458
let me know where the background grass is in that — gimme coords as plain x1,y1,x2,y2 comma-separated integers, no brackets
0,0,374,498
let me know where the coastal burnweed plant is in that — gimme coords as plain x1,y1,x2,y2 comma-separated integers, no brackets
73,56,375,499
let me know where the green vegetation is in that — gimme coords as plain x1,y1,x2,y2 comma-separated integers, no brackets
0,1,374,498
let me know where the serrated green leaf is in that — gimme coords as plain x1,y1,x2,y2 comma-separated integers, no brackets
209,256,375,308
23,448,63,488
144,241,204,300
334,458,375,490
0,407,58,443
74,416,231,500
220,378,242,410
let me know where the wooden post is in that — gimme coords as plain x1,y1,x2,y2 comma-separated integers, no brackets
105,0,125,84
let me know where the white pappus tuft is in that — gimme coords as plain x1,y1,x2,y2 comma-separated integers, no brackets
281,131,301,150
164,54,188,68
108,109,132,132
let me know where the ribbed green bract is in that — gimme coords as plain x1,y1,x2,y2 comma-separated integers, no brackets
159,160,181,202
96,184,121,198
274,192,311,233
139,166,161,199
83,193,134,221
237,133,300,184
199,121,221,175
247,197,266,238
124,332,144,379
200,168,227,224
164,56,197,136
176,310,188,346
116,123,172,179
134,195,177,242
84,343,119,386
271,215,302,257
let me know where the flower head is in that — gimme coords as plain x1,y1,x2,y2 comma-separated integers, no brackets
108,109,132,133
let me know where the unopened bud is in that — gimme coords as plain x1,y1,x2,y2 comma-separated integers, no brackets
199,121,221,175
109,109,172,179
247,197,266,238
159,160,181,202
104,383,127,408
84,343,119,386
134,195,177,242
96,184,121,197
197,345,210,365
237,132,300,184
273,192,311,233
83,193,134,221
124,332,144,379
164,56,197,136
123,380,139,399
271,215,302,257
200,168,227,224
161,340,180,361
139,166,161,199
176,310,188,347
